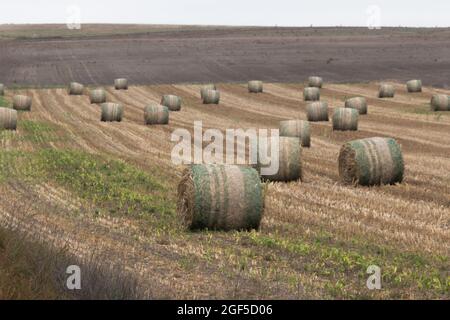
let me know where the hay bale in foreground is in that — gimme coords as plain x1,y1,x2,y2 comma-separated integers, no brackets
279,119,311,147
89,89,106,104
203,90,220,104
144,104,169,125
306,101,328,121
257,136,302,182
101,103,123,122
0,107,17,130
303,87,320,101
0,84,4,96
406,80,422,93
378,84,395,98
308,76,323,88
178,164,264,231
161,95,182,111
68,82,84,95
338,137,404,186
430,94,450,111
13,95,32,111
248,80,263,93
332,108,358,131
200,84,217,99
345,97,368,115
114,78,128,90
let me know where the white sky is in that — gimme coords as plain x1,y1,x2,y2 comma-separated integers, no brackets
1,0,449,27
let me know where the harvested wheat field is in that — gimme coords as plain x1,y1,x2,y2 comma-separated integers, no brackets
0,80,449,300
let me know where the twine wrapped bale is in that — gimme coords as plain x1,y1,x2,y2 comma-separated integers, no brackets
279,119,311,147
101,103,123,122
303,87,320,101
306,101,328,121
13,95,32,111
248,80,263,93
406,80,422,93
0,84,4,96
89,89,106,104
0,107,17,130
144,104,169,125
203,89,220,104
338,137,404,186
332,108,359,131
177,164,264,231
345,97,368,115
430,94,450,111
257,136,302,182
161,94,182,111
308,76,323,88
378,84,395,98
114,78,128,90
200,84,217,99
68,82,84,95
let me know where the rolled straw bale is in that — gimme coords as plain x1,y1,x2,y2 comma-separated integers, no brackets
306,101,328,121
177,164,264,231
200,84,217,99
279,119,311,147
303,87,320,101
161,94,182,111
332,108,358,131
12,95,32,111
144,104,169,125
0,84,4,96
345,97,368,115
89,89,106,104
114,78,128,90
257,136,302,182
308,76,323,88
68,82,84,95
338,137,404,186
0,107,17,130
406,80,422,93
430,94,450,111
248,80,263,93
203,89,220,104
378,84,395,98
101,102,123,122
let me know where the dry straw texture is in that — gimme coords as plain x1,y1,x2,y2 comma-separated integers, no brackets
406,80,422,93
114,78,128,90
378,84,395,98
161,95,182,111
177,164,264,231
0,84,4,96
345,97,368,114
303,87,320,101
144,104,169,125
339,137,404,186
89,89,107,104
200,84,217,99
248,81,263,93
279,119,311,147
332,108,359,131
68,82,84,95
308,76,323,88
306,101,328,121
430,94,450,111
101,103,124,122
0,107,17,130
13,95,32,111
203,89,220,104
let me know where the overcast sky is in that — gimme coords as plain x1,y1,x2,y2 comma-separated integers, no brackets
1,0,449,27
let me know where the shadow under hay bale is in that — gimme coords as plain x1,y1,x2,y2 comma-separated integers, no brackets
248,80,263,93
13,95,32,111
345,97,368,115
161,94,182,111
0,107,17,130
303,87,320,101
144,104,169,125
332,108,358,131
101,102,123,122
306,101,328,121
279,119,311,147
406,80,422,93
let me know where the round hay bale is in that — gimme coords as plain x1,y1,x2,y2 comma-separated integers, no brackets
144,104,169,125
12,95,32,111
0,84,4,96
303,87,320,101
257,136,302,182
161,94,182,111
378,84,395,98
248,80,263,93
178,164,264,231
279,119,311,147
308,76,323,88
200,84,216,99
430,94,450,111
332,108,359,131
406,80,422,93
0,107,17,130
345,97,368,115
89,89,106,104
114,78,128,90
306,101,328,121
338,137,404,186
68,82,84,95
101,103,123,122
203,90,220,104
